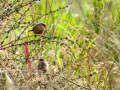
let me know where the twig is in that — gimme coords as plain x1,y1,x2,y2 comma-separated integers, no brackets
59,75,91,90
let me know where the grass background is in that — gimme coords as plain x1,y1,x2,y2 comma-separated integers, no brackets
0,0,120,90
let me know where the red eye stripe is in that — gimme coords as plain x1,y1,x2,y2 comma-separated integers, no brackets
44,25,47,28
42,23,47,28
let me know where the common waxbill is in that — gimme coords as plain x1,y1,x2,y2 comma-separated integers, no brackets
31,23,47,34
37,58,49,77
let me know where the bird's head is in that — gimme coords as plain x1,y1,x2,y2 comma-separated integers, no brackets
41,23,47,28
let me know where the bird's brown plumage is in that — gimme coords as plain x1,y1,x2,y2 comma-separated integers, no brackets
37,59,49,77
32,23,46,34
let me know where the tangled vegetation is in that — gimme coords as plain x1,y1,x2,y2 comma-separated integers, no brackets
0,0,120,90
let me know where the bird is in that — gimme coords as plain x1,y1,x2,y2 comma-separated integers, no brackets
29,23,47,34
37,58,49,77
